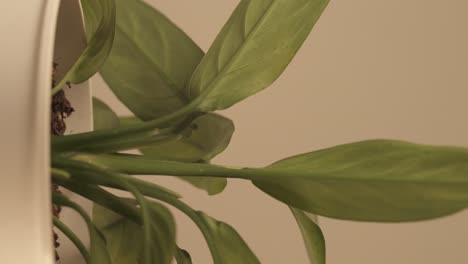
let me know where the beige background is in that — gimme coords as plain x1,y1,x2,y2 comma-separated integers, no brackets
93,1,468,263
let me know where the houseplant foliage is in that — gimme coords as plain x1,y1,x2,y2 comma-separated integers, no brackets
50,0,468,263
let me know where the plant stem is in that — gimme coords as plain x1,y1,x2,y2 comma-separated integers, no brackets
52,173,141,224
53,217,91,263
53,156,222,263
51,168,71,179
51,76,69,96
70,172,222,264
80,132,178,153
74,153,258,180
52,97,202,152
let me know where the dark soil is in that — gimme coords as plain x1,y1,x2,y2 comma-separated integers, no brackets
51,62,74,262
51,63,74,135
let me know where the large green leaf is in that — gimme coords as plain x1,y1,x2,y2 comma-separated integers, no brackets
290,208,325,264
93,97,120,130
196,211,260,264
253,140,468,222
80,139,468,222
189,0,329,111
93,200,176,264
101,0,204,120
53,0,116,93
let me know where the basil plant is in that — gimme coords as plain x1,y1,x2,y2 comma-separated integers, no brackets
51,0,468,263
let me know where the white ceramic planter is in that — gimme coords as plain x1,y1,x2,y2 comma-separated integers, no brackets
0,1,92,263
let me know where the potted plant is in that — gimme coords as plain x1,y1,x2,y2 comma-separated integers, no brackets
3,0,468,263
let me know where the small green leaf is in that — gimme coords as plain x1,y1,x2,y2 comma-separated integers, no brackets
178,176,227,196
93,97,120,130
53,0,116,94
93,200,176,264
141,113,235,163
89,229,112,264
175,247,193,264
101,0,204,121
93,203,143,264
253,140,468,222
290,207,325,264
75,0,116,83
147,201,177,264
138,113,234,195
189,0,329,111
197,211,260,264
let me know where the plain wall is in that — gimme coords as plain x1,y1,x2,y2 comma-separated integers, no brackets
93,1,468,263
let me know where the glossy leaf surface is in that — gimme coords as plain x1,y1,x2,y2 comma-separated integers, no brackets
189,0,329,111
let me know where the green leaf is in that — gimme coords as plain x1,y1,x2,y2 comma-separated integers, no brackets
138,113,234,195
141,113,235,163
146,201,177,264
101,0,204,121
290,208,325,264
80,139,468,222
93,97,120,130
53,0,116,94
178,176,227,196
253,140,468,222
175,247,193,264
93,200,176,264
75,0,116,83
196,211,260,264
93,203,143,264
89,226,112,264
189,0,329,111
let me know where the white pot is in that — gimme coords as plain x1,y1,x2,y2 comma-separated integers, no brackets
0,1,92,263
